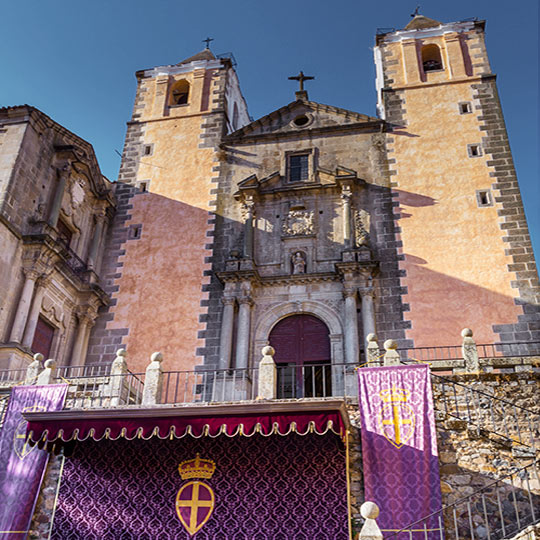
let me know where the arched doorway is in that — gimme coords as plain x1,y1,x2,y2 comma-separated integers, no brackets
269,314,332,398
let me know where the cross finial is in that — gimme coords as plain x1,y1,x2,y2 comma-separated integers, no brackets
410,5,420,17
202,37,214,49
288,71,315,92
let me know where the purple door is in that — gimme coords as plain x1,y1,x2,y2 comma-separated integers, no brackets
269,315,331,398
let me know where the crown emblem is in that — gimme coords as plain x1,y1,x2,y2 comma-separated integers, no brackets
379,387,410,403
178,453,216,480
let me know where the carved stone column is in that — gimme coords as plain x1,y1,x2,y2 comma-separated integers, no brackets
22,275,50,348
235,295,253,370
87,210,106,269
71,311,96,364
241,196,255,259
10,269,40,343
218,297,236,370
360,287,376,360
343,287,360,364
341,186,352,248
48,164,71,228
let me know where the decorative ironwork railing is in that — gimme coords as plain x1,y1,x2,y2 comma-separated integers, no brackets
387,459,539,540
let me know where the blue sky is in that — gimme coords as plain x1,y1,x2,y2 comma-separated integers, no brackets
1,0,538,258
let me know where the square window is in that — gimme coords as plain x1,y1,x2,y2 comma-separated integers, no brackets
136,180,150,193
468,144,482,158
459,102,472,114
128,224,142,240
142,144,153,156
288,154,309,182
476,190,493,207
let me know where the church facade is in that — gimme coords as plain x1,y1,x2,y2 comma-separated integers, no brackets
0,13,538,540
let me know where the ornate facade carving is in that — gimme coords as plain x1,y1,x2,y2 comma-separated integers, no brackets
281,209,314,237
354,208,371,247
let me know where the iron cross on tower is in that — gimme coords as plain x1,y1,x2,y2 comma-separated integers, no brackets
288,71,315,92
202,37,214,49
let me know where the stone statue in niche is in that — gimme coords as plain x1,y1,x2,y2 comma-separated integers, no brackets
354,209,371,247
282,209,314,237
291,251,306,274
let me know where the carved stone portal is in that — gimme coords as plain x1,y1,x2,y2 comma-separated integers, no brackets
282,209,314,237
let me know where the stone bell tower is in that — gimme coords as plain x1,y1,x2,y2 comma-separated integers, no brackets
87,47,250,372
374,15,540,346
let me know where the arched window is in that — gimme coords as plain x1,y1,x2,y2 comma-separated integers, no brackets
170,80,190,106
421,44,443,72
269,314,331,398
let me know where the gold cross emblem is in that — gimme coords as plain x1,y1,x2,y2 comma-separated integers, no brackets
379,387,416,449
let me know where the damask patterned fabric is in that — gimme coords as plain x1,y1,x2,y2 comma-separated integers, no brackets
52,433,348,539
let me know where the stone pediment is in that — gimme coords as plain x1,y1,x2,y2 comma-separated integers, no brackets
236,167,364,196
225,100,383,141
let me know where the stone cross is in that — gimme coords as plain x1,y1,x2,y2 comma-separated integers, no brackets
288,71,314,92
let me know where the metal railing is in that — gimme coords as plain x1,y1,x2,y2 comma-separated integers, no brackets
398,341,540,364
275,362,358,399
161,367,257,404
387,460,539,540
0,368,29,385
433,375,540,451
55,364,111,380
56,372,145,409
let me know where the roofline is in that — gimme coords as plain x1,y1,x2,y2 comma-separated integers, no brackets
225,99,385,141
375,18,485,45
0,105,113,196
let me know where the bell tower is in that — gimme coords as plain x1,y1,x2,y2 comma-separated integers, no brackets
87,48,250,372
374,15,539,346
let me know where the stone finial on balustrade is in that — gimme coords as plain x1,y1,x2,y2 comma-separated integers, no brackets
257,346,277,400
383,339,400,366
142,352,163,406
110,349,128,406
26,353,44,383
358,501,383,540
366,333,381,367
461,328,479,372
37,359,56,385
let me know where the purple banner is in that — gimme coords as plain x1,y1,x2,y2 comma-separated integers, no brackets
0,385,67,539
358,365,442,537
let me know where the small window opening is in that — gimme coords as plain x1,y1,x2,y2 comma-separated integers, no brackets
170,80,190,106
421,44,443,72
288,154,309,182
139,182,148,193
129,224,142,240
476,190,493,207
468,144,482,158
293,115,309,127
143,144,153,156
459,102,472,115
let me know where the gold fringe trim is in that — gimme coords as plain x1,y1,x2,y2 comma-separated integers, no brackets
30,419,343,444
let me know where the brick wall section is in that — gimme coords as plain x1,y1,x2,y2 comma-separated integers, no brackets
86,119,145,365
472,77,540,343
196,69,231,367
